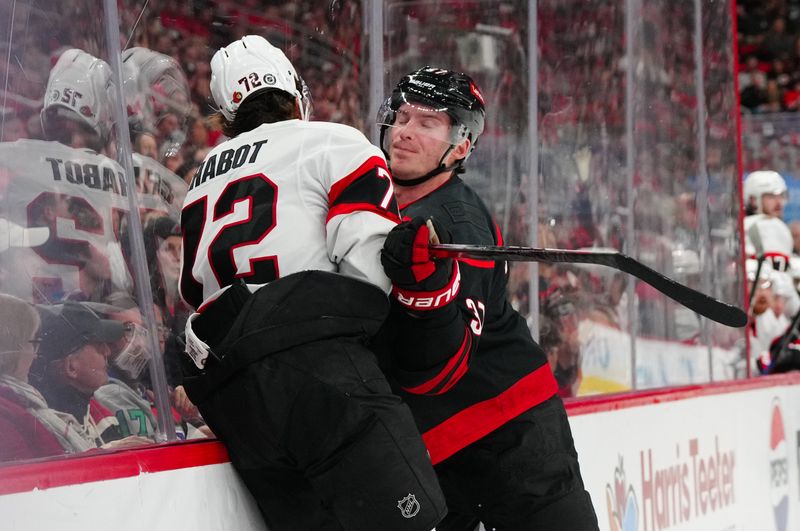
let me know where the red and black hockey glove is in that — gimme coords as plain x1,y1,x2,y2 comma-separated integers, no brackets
381,217,460,311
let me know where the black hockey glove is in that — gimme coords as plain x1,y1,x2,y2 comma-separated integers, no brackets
381,217,460,311
763,336,800,374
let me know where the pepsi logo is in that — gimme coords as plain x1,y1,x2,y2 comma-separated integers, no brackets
768,398,789,531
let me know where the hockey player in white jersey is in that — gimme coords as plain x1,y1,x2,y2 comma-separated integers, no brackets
744,206,800,317
0,47,188,305
0,48,200,454
178,35,446,531
0,49,132,303
180,38,395,305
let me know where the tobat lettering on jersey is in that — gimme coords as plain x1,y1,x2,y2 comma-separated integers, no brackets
190,139,269,190
46,157,127,196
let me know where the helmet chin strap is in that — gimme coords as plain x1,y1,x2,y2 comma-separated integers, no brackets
392,145,463,187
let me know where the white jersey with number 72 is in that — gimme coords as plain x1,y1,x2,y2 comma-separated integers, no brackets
180,119,399,310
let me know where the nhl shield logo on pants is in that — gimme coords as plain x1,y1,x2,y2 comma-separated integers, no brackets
397,493,420,518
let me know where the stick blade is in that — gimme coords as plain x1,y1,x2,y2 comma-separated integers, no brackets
430,244,747,328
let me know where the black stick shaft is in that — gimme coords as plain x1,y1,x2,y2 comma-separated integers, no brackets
429,243,747,328
748,256,765,309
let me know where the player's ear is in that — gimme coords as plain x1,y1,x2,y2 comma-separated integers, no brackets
450,138,471,161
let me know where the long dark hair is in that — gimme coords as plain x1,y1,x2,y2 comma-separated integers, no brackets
220,89,298,138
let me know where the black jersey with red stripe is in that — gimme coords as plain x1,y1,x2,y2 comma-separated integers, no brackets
377,175,557,465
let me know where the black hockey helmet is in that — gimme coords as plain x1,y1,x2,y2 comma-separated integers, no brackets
378,67,486,185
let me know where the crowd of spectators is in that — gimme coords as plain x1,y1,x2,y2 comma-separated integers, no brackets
738,0,800,113
0,1,233,463
0,0,384,464
737,0,800,374
516,0,742,366
0,0,368,184
737,1,800,179
0,0,762,465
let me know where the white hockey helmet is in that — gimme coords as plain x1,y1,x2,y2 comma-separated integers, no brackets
120,57,152,132
121,47,191,131
42,49,114,145
743,170,787,213
210,35,311,122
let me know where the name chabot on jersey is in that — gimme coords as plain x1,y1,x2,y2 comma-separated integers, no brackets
189,139,268,190
46,157,127,195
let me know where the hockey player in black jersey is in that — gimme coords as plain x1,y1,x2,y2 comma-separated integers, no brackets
376,67,599,530
178,37,445,531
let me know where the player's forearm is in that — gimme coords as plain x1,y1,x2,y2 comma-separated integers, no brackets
383,300,481,396
328,213,396,294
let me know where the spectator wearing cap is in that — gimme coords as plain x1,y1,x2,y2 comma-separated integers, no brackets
33,301,128,446
0,294,94,461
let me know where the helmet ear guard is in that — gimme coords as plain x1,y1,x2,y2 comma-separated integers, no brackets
210,35,312,122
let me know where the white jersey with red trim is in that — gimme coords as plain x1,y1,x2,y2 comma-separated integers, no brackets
0,139,184,303
179,119,399,309
744,214,793,272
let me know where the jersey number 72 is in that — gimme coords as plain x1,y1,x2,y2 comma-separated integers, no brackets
180,173,278,308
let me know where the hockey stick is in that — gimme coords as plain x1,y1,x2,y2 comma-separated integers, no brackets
746,221,766,308
772,305,800,361
429,243,747,328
